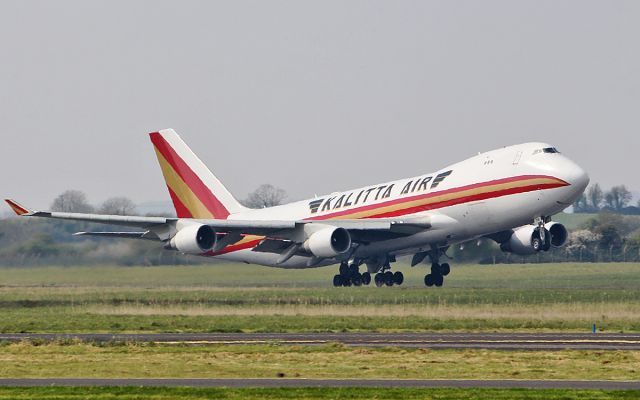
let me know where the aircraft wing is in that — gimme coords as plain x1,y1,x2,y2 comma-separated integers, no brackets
4,199,438,256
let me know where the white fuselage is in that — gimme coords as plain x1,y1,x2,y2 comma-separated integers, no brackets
213,142,589,268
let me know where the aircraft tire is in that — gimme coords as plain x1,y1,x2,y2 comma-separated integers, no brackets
375,273,384,287
352,273,362,286
441,263,450,276
532,237,543,252
384,271,394,286
434,274,444,287
431,263,441,275
339,262,349,275
424,274,434,287
393,271,404,285
333,274,342,287
362,272,371,285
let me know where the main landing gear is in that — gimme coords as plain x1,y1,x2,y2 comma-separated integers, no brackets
333,262,371,287
422,246,451,288
333,259,404,287
423,262,450,287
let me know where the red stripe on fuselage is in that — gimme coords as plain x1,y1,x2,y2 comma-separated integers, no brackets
306,175,567,220
150,132,230,219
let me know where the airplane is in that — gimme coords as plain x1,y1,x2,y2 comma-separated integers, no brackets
5,129,589,287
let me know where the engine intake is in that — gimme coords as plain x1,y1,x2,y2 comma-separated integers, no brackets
546,222,568,247
168,224,216,254
303,227,351,258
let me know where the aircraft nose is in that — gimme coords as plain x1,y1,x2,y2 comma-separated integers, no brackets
562,161,589,193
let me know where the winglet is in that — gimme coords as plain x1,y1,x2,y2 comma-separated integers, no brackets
4,199,33,216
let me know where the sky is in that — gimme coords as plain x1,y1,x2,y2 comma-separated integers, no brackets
1,1,639,210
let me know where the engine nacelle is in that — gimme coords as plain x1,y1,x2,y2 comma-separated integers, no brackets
500,222,568,256
545,222,568,248
303,227,352,258
168,224,216,254
500,225,538,255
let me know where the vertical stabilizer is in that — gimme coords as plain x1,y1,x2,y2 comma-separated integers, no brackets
149,129,246,219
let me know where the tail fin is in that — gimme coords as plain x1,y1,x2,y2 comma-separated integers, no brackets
149,129,246,219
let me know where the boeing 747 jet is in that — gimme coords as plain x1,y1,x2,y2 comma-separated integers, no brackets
5,129,589,287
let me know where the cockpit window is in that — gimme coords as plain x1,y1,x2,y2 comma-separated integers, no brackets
533,147,560,155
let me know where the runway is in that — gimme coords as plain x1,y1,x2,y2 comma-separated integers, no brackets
0,378,638,389
1,332,640,350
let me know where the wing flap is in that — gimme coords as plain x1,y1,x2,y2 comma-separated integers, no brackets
73,232,158,240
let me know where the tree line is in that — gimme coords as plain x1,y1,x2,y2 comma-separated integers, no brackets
0,185,287,266
573,184,640,215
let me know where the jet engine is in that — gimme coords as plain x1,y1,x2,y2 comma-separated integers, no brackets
500,222,568,256
303,227,352,258
167,224,216,254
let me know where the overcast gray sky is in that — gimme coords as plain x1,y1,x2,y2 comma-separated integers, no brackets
1,1,639,210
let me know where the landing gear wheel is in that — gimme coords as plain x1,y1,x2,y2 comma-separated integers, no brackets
351,273,362,287
349,264,359,275
542,233,552,251
424,274,434,287
361,272,371,286
440,263,450,276
333,274,342,287
375,273,384,287
431,263,441,275
393,271,404,285
532,237,543,252
434,274,444,287
339,262,349,275
384,271,394,286
342,278,352,287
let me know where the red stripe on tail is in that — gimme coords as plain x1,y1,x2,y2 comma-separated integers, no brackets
150,133,230,219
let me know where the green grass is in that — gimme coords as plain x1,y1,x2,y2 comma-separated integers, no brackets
0,387,638,400
1,262,639,289
0,343,639,380
0,263,638,332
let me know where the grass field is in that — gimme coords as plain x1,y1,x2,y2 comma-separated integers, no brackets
0,262,638,399
0,342,638,380
0,387,637,400
0,262,638,333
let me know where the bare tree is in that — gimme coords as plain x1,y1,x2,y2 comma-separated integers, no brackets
50,190,94,213
604,185,632,211
242,184,287,209
587,184,603,211
572,193,588,213
99,197,137,215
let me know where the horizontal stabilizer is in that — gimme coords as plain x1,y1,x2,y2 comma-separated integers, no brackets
4,199,32,216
